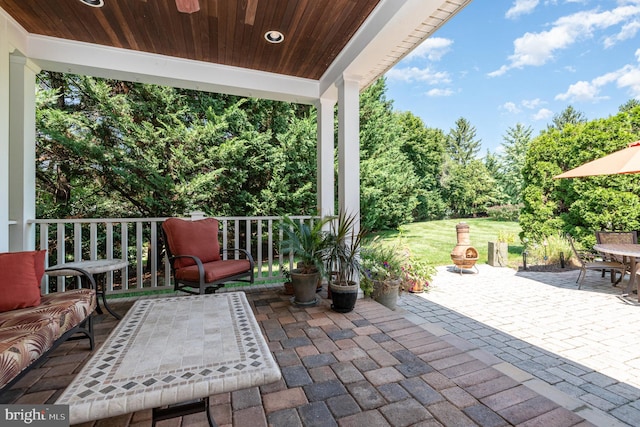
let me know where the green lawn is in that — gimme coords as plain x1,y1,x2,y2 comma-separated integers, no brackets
373,218,523,268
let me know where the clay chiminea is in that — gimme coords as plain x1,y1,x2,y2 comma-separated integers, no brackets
450,222,479,272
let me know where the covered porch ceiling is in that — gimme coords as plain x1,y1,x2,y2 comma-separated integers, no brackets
0,0,471,103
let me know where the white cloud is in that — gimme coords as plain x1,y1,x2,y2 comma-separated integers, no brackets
502,102,521,113
533,108,554,120
522,98,545,109
506,0,540,20
556,49,640,101
501,98,546,114
489,4,640,77
488,65,510,78
386,67,451,84
406,37,453,61
426,88,454,97
603,20,640,48
555,80,608,101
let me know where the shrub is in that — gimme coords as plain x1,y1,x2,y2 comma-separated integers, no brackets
486,204,522,221
524,233,572,266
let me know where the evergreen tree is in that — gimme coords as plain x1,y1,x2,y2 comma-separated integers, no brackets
446,117,481,166
620,99,640,113
396,111,447,220
548,105,586,130
359,79,420,229
498,123,532,204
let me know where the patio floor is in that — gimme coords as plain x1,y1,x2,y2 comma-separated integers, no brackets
398,264,640,427
0,271,606,427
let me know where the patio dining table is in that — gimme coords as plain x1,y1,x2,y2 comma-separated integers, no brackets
593,243,640,301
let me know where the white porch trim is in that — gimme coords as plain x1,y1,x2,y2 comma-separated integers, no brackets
317,94,337,219
8,53,39,251
337,75,361,224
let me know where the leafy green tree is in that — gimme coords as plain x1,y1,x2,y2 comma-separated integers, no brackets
446,117,481,166
521,106,640,243
440,159,497,217
35,72,318,219
396,111,447,220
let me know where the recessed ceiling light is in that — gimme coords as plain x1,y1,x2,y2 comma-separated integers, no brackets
264,31,284,44
79,0,104,7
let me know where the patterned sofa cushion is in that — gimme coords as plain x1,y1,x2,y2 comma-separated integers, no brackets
0,288,96,390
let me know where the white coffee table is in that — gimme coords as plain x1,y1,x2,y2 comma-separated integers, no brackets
46,259,128,319
55,292,281,426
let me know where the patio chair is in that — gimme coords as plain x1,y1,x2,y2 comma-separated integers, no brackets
162,217,254,295
595,231,637,284
567,234,626,289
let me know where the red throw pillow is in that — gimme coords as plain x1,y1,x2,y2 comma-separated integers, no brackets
0,251,44,312
163,218,221,269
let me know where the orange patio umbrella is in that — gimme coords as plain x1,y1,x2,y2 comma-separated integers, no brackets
554,141,640,178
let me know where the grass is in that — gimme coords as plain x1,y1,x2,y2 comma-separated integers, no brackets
373,218,523,268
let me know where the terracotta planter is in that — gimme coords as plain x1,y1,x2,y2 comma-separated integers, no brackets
329,282,358,313
283,281,294,295
373,278,401,310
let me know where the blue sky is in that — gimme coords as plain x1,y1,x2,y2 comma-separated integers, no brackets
384,0,640,154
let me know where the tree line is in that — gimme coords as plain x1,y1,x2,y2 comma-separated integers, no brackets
36,71,640,236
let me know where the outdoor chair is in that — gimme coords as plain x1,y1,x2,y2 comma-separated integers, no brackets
162,217,254,295
567,234,626,290
595,231,637,284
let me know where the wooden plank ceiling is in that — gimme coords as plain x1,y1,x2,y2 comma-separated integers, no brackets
0,0,380,80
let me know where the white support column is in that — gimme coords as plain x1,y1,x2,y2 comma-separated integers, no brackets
9,53,40,251
337,75,361,223
316,94,336,219
338,75,362,296
0,17,11,252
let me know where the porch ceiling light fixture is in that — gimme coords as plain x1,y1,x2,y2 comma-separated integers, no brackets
176,0,200,14
264,30,284,44
79,0,104,7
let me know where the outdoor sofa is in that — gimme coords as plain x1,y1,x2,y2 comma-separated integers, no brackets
0,251,96,394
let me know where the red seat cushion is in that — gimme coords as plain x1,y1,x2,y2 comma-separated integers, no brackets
163,218,221,269
175,259,251,283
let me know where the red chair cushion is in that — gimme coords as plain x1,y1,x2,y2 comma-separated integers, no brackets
175,259,251,283
0,250,46,313
163,218,221,269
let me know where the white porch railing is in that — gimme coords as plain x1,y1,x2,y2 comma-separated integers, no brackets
29,214,312,295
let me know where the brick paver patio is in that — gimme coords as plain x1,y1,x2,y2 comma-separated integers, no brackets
0,279,595,427
398,264,640,427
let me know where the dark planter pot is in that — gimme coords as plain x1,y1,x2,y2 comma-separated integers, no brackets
290,269,320,306
329,282,358,313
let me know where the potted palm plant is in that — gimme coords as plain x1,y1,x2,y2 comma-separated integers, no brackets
325,211,366,313
280,215,331,306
